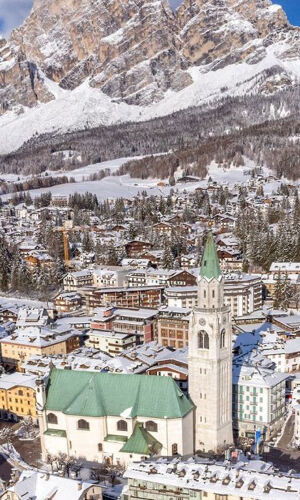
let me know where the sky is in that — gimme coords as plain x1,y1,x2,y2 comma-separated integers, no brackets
0,0,299,37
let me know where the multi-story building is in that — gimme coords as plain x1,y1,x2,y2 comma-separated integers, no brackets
0,325,80,370
85,287,163,312
86,330,137,356
272,314,300,336
232,350,288,440
127,269,197,288
261,338,300,373
90,307,157,343
122,458,300,500
63,270,94,291
54,292,82,313
0,372,38,422
224,274,262,317
156,307,190,348
165,273,262,318
93,268,128,288
125,240,153,258
270,262,300,276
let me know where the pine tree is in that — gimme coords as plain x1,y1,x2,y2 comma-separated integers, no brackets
273,271,283,309
0,237,11,291
162,247,174,269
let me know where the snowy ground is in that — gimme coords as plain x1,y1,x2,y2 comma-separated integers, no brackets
0,40,299,154
0,295,52,309
1,156,292,203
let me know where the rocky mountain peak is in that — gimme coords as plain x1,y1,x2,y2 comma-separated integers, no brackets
0,0,299,153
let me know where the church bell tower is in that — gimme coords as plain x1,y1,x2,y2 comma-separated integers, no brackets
188,232,233,453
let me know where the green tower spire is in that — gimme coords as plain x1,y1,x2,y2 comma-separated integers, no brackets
200,231,222,280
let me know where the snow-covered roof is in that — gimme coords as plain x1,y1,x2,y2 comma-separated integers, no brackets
125,458,300,499
7,471,100,500
0,372,37,391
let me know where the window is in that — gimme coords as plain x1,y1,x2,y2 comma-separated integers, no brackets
172,443,178,455
198,330,209,349
77,419,90,430
220,329,226,349
47,413,58,425
117,420,128,431
98,443,103,451
145,421,158,432
18,390,23,396
212,290,215,298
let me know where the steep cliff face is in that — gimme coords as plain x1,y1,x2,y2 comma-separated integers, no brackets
0,0,299,152
10,0,192,105
0,36,53,114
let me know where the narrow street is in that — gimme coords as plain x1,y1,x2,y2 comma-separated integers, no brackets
265,413,300,472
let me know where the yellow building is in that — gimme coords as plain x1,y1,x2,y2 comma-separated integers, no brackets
0,326,80,370
0,373,38,422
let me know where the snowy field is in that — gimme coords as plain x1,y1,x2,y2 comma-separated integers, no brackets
1,156,293,202
0,295,52,309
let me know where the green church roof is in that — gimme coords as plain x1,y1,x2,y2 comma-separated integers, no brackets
120,422,162,455
200,231,222,281
45,369,194,419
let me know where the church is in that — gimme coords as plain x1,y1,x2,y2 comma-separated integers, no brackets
37,233,233,464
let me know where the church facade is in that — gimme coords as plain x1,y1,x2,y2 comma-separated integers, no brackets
36,369,194,466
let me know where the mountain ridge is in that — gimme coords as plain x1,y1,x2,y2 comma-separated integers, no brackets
0,0,299,154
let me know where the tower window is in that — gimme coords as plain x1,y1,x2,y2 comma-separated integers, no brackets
220,329,226,349
203,290,206,298
212,290,215,298
198,330,209,349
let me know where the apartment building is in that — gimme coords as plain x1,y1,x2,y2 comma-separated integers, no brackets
122,458,300,500
232,350,288,440
156,307,190,348
0,325,80,370
0,372,38,422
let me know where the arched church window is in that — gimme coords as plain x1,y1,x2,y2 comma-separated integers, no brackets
145,421,157,432
117,420,128,431
47,413,58,425
220,329,226,349
198,330,209,350
77,419,90,430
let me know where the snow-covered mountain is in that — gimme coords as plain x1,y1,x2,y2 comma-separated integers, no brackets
0,0,299,154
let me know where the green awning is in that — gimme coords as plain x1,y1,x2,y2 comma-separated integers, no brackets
104,434,128,443
44,428,67,437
